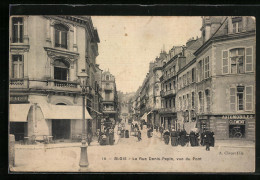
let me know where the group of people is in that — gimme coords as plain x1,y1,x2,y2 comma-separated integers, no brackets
160,128,215,151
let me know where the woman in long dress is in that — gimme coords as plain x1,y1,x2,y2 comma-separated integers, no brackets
114,123,120,144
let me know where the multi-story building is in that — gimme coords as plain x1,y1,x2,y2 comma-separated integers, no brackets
176,38,203,132
159,46,182,130
9,15,100,142
193,16,255,140
118,91,135,123
101,71,119,126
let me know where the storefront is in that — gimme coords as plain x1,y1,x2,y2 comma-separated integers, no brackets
197,114,255,141
9,104,32,141
10,103,93,142
159,114,177,130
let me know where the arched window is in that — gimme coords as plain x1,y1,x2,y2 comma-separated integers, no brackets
54,24,69,49
54,59,70,81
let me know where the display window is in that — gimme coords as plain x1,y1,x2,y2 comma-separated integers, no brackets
229,120,245,138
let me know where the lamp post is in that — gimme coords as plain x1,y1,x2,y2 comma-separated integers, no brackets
78,69,89,170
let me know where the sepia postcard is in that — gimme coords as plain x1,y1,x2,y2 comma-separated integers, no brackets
8,11,256,173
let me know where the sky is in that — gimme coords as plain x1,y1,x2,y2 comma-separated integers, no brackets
92,16,202,93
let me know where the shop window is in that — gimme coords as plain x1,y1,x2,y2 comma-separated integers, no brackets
232,17,242,33
12,17,23,43
54,59,70,81
12,55,24,78
54,24,68,49
229,120,245,138
205,89,210,112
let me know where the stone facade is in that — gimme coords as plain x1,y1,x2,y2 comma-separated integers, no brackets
9,16,102,142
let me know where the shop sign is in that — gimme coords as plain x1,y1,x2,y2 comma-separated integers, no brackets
10,95,28,103
229,120,245,125
222,115,254,119
198,115,208,119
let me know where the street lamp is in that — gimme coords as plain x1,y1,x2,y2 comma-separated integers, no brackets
78,69,89,170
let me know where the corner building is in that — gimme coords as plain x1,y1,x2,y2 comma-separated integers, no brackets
9,16,101,142
194,16,255,140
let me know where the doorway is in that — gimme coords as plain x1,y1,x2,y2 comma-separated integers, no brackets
52,119,71,140
10,122,27,141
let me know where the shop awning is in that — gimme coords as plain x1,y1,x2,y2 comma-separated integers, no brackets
40,104,92,120
88,106,102,115
141,113,147,122
9,104,32,122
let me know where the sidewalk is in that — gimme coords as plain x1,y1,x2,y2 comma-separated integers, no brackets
15,140,100,150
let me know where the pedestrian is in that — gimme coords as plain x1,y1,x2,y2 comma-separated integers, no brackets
109,128,114,145
170,129,178,146
159,126,163,139
163,129,170,145
137,130,142,141
204,131,211,151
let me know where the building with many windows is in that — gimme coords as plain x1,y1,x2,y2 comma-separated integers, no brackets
101,71,119,126
193,16,255,140
9,16,101,142
136,16,255,141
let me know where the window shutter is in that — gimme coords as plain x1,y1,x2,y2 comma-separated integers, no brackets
245,86,253,111
245,47,253,72
223,50,229,74
230,87,236,111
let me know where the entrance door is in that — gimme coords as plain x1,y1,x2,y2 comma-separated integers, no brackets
52,119,71,140
10,122,27,141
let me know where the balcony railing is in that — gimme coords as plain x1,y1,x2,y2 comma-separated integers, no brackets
53,79,78,88
159,107,176,113
160,89,176,97
9,78,29,89
104,85,113,91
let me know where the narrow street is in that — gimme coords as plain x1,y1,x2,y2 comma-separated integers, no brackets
13,126,254,172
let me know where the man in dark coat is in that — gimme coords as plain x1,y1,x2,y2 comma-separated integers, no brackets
170,130,178,146
179,130,187,146
204,131,211,151
109,128,114,145
189,131,196,147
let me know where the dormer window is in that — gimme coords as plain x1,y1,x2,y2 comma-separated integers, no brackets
54,24,68,49
232,17,242,33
